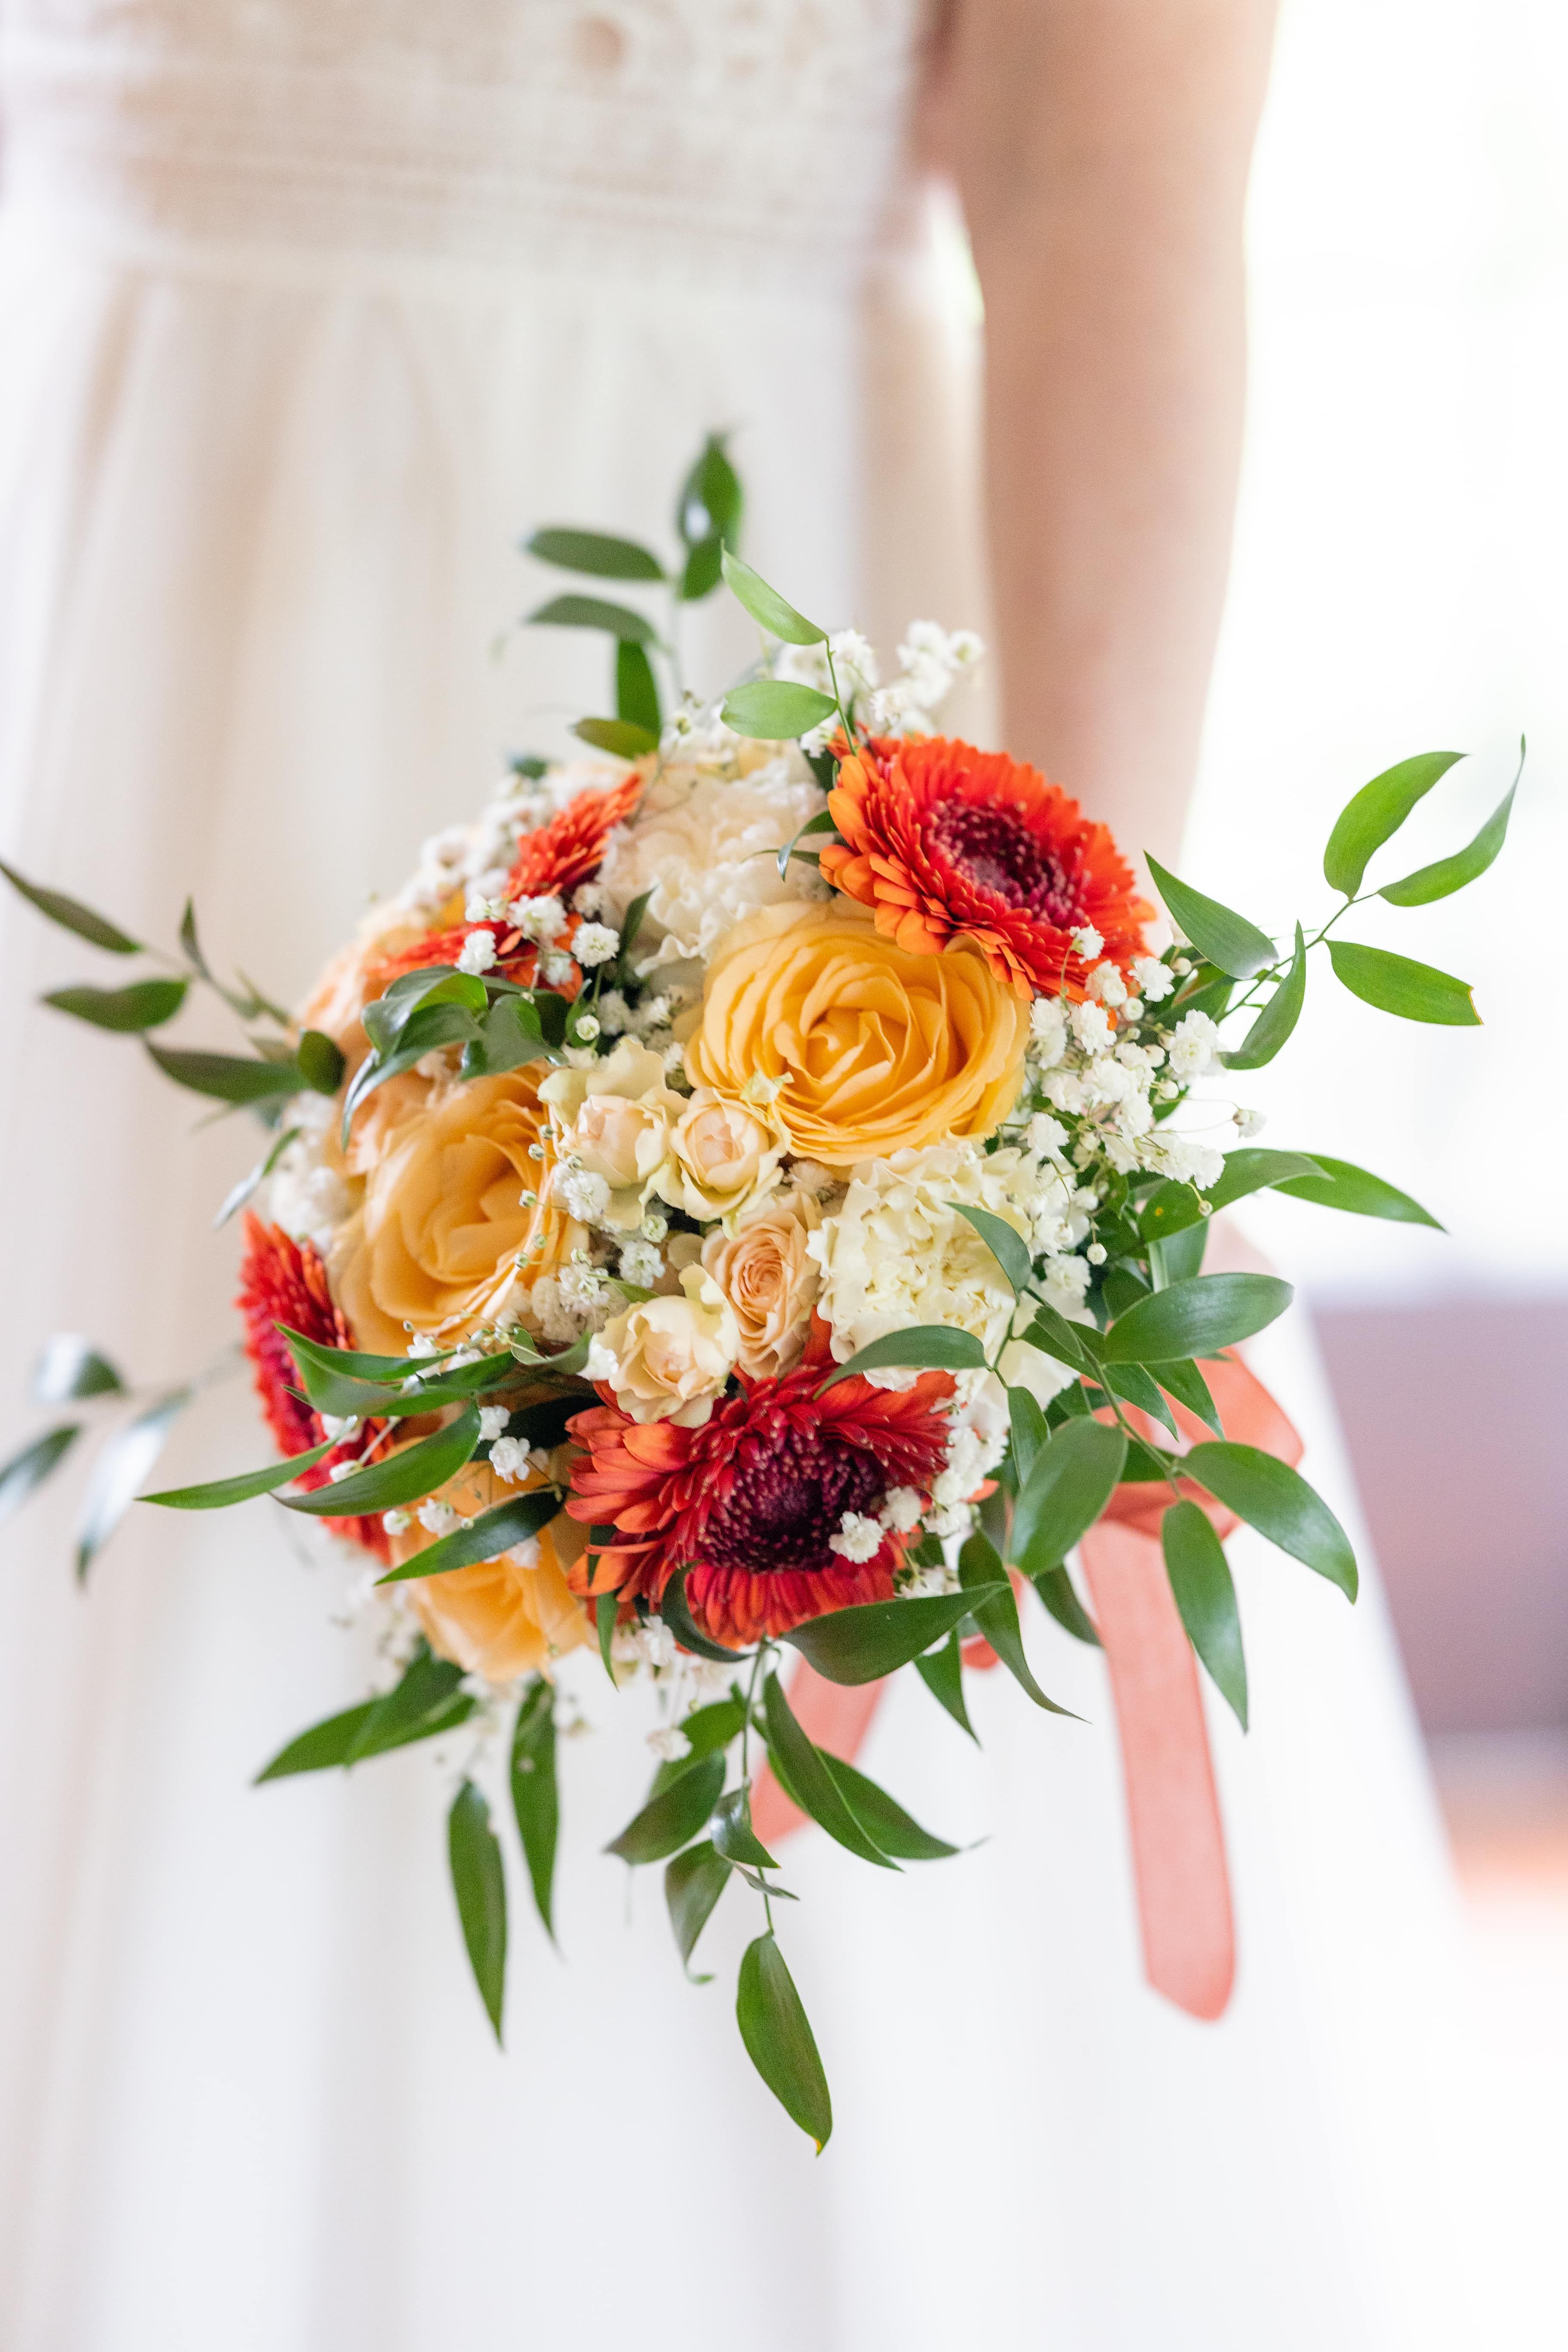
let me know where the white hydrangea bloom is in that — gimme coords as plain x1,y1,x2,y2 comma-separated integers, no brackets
593,760,829,971
808,1140,1075,1369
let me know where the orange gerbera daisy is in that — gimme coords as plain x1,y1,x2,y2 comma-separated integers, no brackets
505,769,642,902
236,1214,389,1560
363,772,641,998
820,735,1152,1000
564,1364,953,1648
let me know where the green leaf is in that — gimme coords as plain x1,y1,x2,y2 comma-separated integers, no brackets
147,1043,305,1104
673,1696,748,1761
255,1657,474,1781
42,977,187,1032
957,1534,1078,1714
142,1435,335,1509
1029,1565,1101,1647
1162,1500,1248,1729
1155,1357,1224,1438
510,1678,559,1940
1101,1272,1293,1365
606,1752,725,1864
377,1487,562,1581
775,805,840,884
1272,1152,1442,1228
1008,1419,1127,1575
665,1840,730,1978
819,1755,959,1860
736,1933,833,2149
658,1571,753,1662
275,1406,480,1517
950,1200,1033,1295
1223,923,1307,1070
0,1424,80,1528
277,1323,477,1393
295,1028,345,1095
720,546,824,645
781,1586,987,1687
678,536,723,601
348,1646,471,1762
1184,1442,1358,1599
363,966,487,1052
1380,761,1519,906
449,1779,508,2044
913,1629,978,1738
616,640,662,736
1104,1363,1179,1443
33,1334,125,1402
527,592,655,644
462,991,554,1078
0,857,140,953
761,1672,897,1867
75,1389,191,1580
1139,1180,1205,1247
255,1702,377,1781
677,435,743,551
1326,940,1479,1026
1007,1386,1049,1486
711,1785,781,1870
596,1590,619,1681
815,1324,987,1394
1150,1221,1208,1287
213,1123,301,1228
1017,1302,1100,1374
1144,854,1275,979
1203,1148,1325,1214
720,680,837,741
614,888,653,980
525,526,665,581
572,717,659,760
1323,750,1464,897
178,900,290,1023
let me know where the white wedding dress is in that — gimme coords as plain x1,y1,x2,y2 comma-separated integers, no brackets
0,6,1482,2348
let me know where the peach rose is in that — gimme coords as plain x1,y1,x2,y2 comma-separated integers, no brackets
660,1088,787,1222
597,1264,740,1427
684,900,1026,1167
539,1038,683,1230
701,1189,821,1379
331,1067,583,1356
389,1460,590,1681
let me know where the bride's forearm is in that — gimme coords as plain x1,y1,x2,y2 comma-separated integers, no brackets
931,0,1277,870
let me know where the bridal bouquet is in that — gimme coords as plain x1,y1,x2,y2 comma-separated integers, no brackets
1,441,1513,2146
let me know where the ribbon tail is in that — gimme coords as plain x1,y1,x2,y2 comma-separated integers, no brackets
750,1664,886,1848
1081,1519,1235,2021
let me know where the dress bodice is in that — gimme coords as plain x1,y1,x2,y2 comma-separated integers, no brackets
0,0,933,287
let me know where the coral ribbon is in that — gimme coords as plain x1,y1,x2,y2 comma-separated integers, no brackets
750,1355,1301,2024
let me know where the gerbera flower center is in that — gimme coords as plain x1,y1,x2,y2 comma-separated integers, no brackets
928,793,1083,922
700,1424,886,1577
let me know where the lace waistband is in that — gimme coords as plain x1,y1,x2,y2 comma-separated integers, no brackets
0,34,925,294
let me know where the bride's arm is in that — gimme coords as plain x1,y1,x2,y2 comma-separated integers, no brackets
924,0,1277,868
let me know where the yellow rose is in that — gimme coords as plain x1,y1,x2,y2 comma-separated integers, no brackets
701,1189,821,1379
660,1088,787,1222
684,900,1026,1167
599,1263,740,1427
389,1461,591,1681
539,1038,683,1230
331,1067,582,1356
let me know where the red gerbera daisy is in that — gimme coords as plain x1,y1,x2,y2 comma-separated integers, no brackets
819,735,1152,1001
236,1214,388,1560
564,1365,954,1648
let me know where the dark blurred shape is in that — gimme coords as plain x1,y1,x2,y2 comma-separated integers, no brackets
1317,1298,1568,1736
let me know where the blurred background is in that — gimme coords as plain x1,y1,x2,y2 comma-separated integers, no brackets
1188,0,1567,2323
